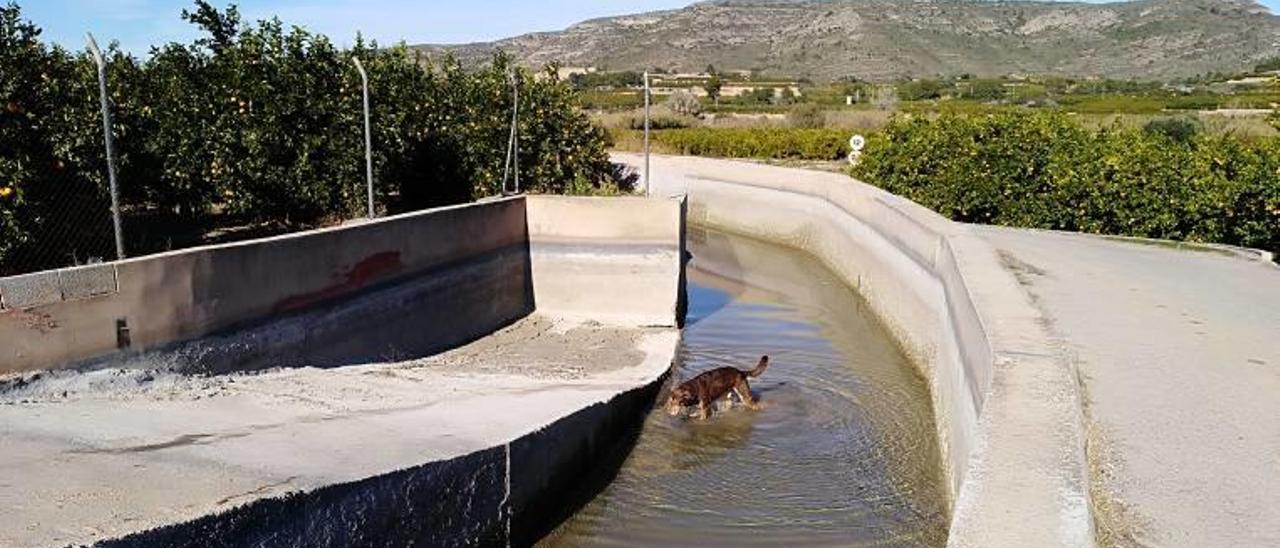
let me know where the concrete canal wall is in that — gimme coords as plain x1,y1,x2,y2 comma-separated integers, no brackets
0,194,687,546
619,153,1093,548
527,195,687,327
0,197,533,375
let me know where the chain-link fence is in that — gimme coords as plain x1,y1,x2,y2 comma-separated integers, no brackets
1,165,117,276
1,3,623,279
1,32,382,277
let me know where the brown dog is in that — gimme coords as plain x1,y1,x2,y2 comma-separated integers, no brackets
666,356,769,419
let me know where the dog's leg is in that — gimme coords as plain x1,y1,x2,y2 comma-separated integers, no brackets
697,400,711,420
736,379,761,410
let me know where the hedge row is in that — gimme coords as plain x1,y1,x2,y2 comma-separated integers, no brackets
614,128,852,161
0,2,615,275
853,112,1280,255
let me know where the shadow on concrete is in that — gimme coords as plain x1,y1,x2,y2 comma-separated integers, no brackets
75,243,537,376
682,227,746,327
98,369,668,548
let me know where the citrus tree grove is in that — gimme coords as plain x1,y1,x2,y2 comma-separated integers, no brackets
854,112,1280,256
0,2,616,275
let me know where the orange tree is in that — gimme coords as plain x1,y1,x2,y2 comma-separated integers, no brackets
854,111,1280,256
1,2,618,274
0,3,145,272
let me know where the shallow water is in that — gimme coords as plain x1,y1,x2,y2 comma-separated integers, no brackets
538,229,949,547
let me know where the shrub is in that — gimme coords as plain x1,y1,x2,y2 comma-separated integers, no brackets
965,80,1007,101
898,79,945,101
786,103,825,129
665,90,702,116
853,112,1280,255
740,87,776,105
638,114,696,130
1143,117,1203,143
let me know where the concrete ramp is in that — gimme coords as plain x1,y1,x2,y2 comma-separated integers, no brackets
0,195,687,546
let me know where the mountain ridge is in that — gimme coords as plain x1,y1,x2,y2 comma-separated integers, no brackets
414,0,1280,81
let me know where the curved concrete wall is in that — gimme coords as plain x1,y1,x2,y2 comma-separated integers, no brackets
0,198,532,375
621,153,1093,547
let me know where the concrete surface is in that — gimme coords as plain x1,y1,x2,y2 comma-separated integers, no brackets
526,195,686,327
0,315,678,546
616,152,1093,547
979,226,1280,547
0,195,688,545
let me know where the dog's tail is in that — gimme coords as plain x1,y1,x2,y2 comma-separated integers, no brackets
748,355,769,377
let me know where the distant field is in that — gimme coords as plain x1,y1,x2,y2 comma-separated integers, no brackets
610,128,851,161
593,105,1276,140
583,72,1279,159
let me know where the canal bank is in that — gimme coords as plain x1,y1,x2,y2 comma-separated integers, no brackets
616,153,1094,547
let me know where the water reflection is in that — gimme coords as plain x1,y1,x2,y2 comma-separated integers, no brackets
540,229,948,547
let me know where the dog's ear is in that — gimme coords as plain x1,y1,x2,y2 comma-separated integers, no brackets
759,355,769,364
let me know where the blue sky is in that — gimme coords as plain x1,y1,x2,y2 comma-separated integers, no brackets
18,0,1279,55
20,0,693,54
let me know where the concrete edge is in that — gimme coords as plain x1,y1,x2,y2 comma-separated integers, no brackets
944,233,1096,548
95,354,675,547
986,224,1276,266
0,263,120,310
118,195,530,267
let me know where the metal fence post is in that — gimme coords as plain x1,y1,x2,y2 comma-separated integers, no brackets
501,70,520,195
643,70,651,197
352,57,374,219
86,33,124,260
509,71,514,193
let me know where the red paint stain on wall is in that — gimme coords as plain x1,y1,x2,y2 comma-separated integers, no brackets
273,251,402,314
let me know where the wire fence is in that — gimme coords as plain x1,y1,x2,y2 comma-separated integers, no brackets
1,49,388,278
1,49,543,279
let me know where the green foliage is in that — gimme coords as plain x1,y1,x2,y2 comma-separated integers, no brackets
578,89,645,110
622,127,850,161
853,112,1280,255
0,2,614,275
703,73,723,104
740,87,776,105
0,3,120,271
964,80,1007,101
1070,79,1164,95
568,70,643,90
1142,117,1203,144
627,112,696,130
897,79,945,101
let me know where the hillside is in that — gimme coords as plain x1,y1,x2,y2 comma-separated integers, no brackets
415,0,1280,81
